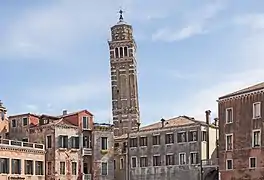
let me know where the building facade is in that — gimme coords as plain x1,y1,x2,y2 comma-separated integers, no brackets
0,101,9,139
218,82,264,180
108,10,140,136
0,138,45,180
114,115,218,180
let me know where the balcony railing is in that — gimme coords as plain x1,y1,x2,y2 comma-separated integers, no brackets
0,139,45,150
82,147,92,156
83,174,92,180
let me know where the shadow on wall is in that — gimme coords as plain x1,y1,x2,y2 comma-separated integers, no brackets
204,169,218,180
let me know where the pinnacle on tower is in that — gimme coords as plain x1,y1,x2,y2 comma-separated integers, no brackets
119,9,124,22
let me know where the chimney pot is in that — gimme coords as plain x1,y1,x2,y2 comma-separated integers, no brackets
63,110,67,115
161,118,165,128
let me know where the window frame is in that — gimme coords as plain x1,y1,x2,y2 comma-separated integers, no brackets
165,133,174,144
177,131,187,143
253,102,261,119
226,159,233,170
60,162,66,175
179,153,186,165
120,158,124,169
24,159,33,175
82,116,89,129
101,162,108,176
46,135,52,149
190,152,199,165
225,107,233,124
22,117,28,126
139,156,147,167
153,155,161,166
72,162,77,175
165,153,175,166
252,129,261,148
152,134,160,146
101,137,108,150
131,156,137,168
226,133,233,151
35,161,44,175
249,157,257,169
0,158,9,174
139,136,147,147
11,119,16,128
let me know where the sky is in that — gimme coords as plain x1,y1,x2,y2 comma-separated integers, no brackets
1,0,264,125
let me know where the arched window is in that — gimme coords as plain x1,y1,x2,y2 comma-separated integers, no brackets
120,47,123,58
124,47,128,57
115,48,119,58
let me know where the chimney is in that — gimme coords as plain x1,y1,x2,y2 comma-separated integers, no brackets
136,122,141,131
205,110,211,160
161,118,165,128
63,110,67,115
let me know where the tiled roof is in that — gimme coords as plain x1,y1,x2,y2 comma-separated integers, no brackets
139,116,196,131
57,109,93,118
219,82,264,99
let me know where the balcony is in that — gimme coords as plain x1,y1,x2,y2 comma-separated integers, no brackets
0,139,45,150
83,174,92,180
82,147,92,156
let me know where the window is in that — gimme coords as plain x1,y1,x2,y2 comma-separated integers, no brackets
72,162,77,175
226,108,233,123
120,158,124,169
71,137,79,149
35,161,44,175
22,117,28,126
83,136,91,148
139,137,147,146
179,153,186,165
60,162,65,175
124,47,128,56
252,130,261,147
190,152,199,164
153,155,161,166
177,132,187,143
140,157,147,167
0,158,9,174
11,159,21,174
115,48,119,58
46,135,52,148
226,134,233,150
152,135,160,145
249,157,256,169
22,138,28,142
114,160,116,170
131,157,137,168
202,131,207,141
101,162,107,175
11,119,16,128
166,154,175,165
82,117,89,129
24,160,33,175
165,133,174,144
253,102,261,118
59,135,68,148
120,47,123,58
189,131,198,142
47,162,52,175
101,137,108,150
130,138,138,147
226,159,233,170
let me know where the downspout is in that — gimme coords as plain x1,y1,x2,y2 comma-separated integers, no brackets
205,110,211,160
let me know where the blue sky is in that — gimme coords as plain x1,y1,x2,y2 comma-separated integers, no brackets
1,0,264,125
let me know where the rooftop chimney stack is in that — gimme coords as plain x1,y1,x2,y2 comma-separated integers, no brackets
161,118,165,128
63,110,67,115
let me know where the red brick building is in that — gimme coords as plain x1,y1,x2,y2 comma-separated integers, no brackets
218,82,264,180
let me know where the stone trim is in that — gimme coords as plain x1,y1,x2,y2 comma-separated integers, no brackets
0,146,45,154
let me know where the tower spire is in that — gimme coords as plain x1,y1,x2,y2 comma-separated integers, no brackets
119,9,124,22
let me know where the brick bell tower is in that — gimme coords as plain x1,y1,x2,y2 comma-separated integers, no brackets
108,10,140,136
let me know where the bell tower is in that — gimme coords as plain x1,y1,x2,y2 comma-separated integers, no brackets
108,10,140,136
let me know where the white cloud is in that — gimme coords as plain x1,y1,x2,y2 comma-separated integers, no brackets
234,13,264,30
152,0,226,42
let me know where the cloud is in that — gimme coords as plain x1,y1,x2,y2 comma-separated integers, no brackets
234,13,264,30
152,0,226,42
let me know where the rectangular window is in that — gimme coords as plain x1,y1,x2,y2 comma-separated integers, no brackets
83,117,89,129
153,155,161,166
177,132,187,143
11,159,21,174
226,159,233,170
101,162,107,175
252,130,261,147
72,162,77,175
46,135,52,148
140,157,147,167
130,138,138,147
249,157,256,169
59,136,68,148
71,137,79,149
166,154,175,165
189,131,198,142
22,138,28,142
131,157,137,168
83,136,91,148
226,134,233,150
253,102,261,118
0,158,9,174
101,137,108,150
11,119,16,128
139,137,147,146
202,131,207,141
24,160,33,175
190,152,199,164
179,153,186,165
226,108,233,123
47,162,52,175
152,135,160,145
114,160,116,170
60,162,65,175
22,117,28,126
120,158,124,169
35,161,44,175
165,134,174,144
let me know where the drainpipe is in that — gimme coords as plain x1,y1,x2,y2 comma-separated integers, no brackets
205,110,211,161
